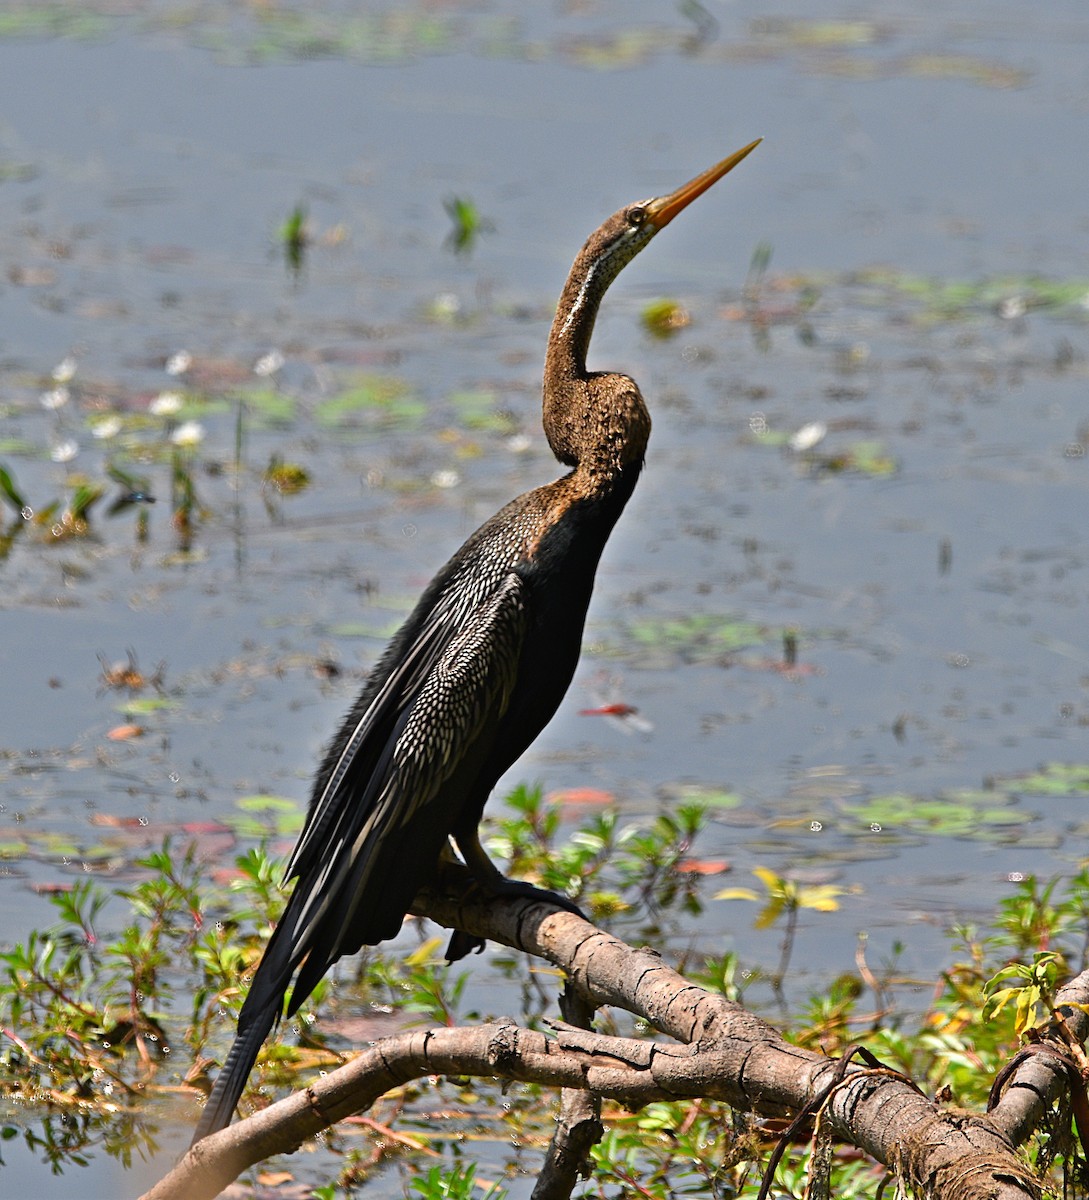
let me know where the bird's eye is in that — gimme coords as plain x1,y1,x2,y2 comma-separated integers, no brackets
627,206,647,228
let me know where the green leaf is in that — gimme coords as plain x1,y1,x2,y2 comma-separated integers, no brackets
69,482,105,521
0,463,26,512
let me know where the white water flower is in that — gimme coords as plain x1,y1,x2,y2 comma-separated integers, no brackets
91,416,123,440
788,421,827,453
430,468,460,489
50,439,79,463
431,292,461,320
150,391,183,417
41,386,70,410
254,349,284,377
171,420,204,447
52,356,77,384
165,350,192,376
998,295,1026,320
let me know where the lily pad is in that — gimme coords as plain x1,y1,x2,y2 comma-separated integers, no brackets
1003,763,1089,796
448,390,515,434
316,375,425,429
326,620,402,640
843,790,1030,840
231,794,305,838
617,614,768,664
239,388,296,425
660,784,744,810
117,697,178,716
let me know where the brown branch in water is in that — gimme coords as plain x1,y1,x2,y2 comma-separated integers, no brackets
143,880,1063,1200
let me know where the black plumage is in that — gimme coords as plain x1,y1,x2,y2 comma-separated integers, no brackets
191,139,760,1146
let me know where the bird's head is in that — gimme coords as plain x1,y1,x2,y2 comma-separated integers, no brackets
545,138,762,472
556,137,763,340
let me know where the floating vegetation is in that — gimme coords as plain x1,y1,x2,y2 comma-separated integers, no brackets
0,4,1039,103
447,390,516,435
749,17,881,48
241,387,296,426
815,440,897,477
659,784,743,811
315,374,425,430
841,789,1030,842
0,6,111,41
604,614,769,666
324,619,404,641
564,27,672,70
263,455,310,495
117,696,177,717
241,10,462,65
640,298,690,338
901,52,1030,90
847,268,1089,321
750,421,898,478
0,159,37,182
1001,763,1089,797
231,795,305,838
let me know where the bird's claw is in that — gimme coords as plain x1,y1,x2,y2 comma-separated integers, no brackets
443,876,586,961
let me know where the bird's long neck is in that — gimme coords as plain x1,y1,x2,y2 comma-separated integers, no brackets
541,229,651,487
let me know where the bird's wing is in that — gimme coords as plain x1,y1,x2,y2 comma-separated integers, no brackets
193,572,528,1145
284,591,456,883
251,571,530,1011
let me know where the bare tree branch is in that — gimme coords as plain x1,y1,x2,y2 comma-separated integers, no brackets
531,984,603,1200
988,968,1089,1148
143,882,1072,1200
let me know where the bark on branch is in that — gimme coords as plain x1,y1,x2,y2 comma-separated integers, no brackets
143,879,1080,1200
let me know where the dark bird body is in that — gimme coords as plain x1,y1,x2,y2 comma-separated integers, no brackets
192,139,760,1146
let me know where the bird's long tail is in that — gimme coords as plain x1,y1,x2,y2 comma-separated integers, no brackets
189,993,280,1142
190,995,281,1146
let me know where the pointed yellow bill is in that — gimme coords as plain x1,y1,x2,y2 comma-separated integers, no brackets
645,138,762,230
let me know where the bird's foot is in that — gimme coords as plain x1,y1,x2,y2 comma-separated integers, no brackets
445,929,485,960
482,875,585,917
443,874,586,962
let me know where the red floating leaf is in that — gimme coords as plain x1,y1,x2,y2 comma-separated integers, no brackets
106,723,144,741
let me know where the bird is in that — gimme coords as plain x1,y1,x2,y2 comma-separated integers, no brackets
191,138,761,1146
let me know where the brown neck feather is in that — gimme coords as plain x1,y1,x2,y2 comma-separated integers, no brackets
541,211,652,486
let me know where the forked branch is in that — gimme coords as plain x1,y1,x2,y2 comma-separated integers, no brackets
144,879,1078,1200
